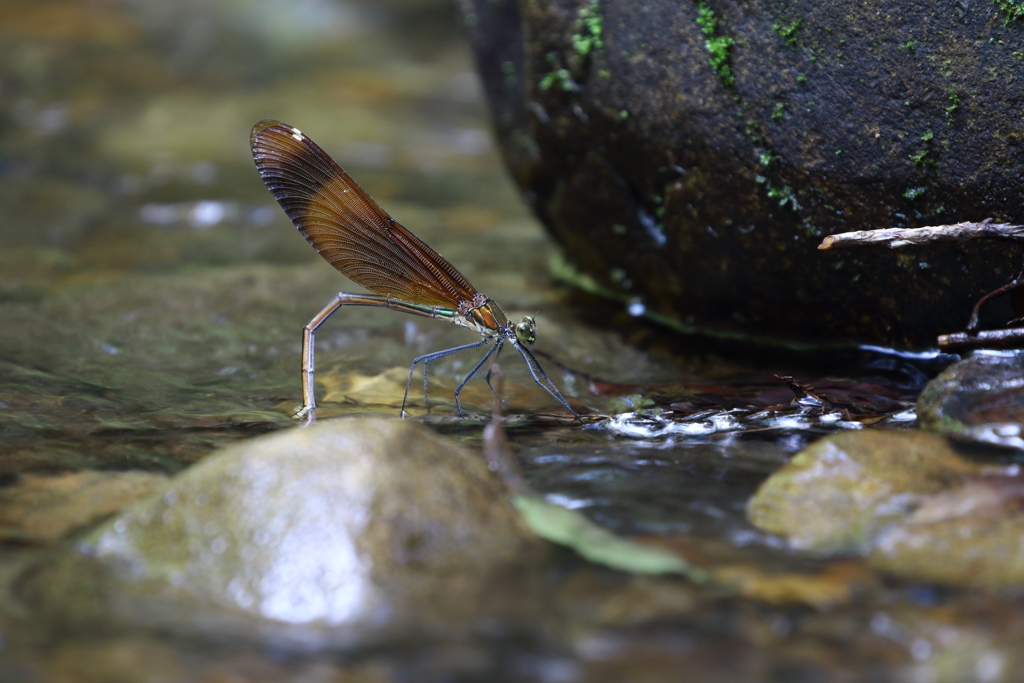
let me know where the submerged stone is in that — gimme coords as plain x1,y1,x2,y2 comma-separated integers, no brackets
917,352,1024,450
19,418,546,646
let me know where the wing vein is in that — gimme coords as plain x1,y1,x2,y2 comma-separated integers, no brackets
251,120,478,308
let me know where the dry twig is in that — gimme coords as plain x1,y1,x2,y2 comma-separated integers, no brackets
816,218,1024,350
938,328,1024,351
818,220,1024,250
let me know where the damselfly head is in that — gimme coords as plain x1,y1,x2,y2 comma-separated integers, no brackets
515,316,537,345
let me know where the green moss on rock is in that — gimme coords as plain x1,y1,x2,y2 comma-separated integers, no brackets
696,2,735,87
572,0,604,56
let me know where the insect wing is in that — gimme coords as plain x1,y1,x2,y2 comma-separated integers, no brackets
251,120,477,308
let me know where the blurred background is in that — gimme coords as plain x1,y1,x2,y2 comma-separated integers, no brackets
1,0,648,471
1,0,516,275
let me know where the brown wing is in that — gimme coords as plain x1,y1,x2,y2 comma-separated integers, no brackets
250,120,477,308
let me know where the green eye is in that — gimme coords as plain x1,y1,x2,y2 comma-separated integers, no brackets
515,316,537,344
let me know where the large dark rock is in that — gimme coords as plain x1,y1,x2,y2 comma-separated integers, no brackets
464,0,1024,347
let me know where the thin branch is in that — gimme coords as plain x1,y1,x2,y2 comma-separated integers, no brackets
818,220,1024,250
965,279,1024,333
939,328,1024,352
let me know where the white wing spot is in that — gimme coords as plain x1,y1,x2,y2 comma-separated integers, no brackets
291,127,303,141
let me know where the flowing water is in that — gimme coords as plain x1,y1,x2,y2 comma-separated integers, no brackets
1,1,1016,681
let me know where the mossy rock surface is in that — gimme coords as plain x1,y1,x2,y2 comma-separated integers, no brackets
748,430,979,553
870,478,1024,587
750,429,1024,588
465,0,1024,347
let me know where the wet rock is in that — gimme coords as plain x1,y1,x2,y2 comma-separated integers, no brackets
0,471,166,544
917,352,1024,450
747,430,980,553
748,429,1024,588
464,0,1024,347
20,418,546,646
869,477,1024,588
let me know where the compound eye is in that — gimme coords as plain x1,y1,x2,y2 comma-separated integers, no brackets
515,316,537,344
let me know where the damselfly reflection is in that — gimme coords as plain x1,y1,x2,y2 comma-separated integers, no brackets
250,120,579,421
